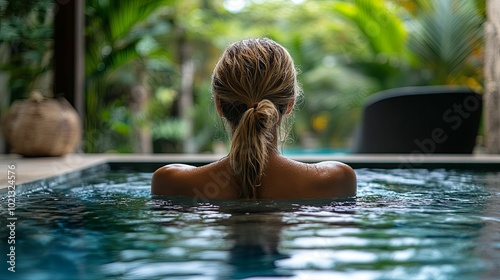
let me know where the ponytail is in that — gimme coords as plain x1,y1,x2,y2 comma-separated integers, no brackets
229,99,279,199
212,38,300,199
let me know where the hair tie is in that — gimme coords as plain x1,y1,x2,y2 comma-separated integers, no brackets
252,103,259,109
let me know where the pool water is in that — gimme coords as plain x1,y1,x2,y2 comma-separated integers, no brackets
1,168,499,280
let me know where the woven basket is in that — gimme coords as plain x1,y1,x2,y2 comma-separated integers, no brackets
2,92,81,157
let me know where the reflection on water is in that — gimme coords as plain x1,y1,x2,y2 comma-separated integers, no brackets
0,169,499,279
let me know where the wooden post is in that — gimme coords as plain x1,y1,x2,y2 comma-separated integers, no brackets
53,0,84,118
485,0,500,153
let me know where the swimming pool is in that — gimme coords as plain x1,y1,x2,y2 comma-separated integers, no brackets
1,167,499,279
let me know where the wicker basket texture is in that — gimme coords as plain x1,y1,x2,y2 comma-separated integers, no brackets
2,92,81,157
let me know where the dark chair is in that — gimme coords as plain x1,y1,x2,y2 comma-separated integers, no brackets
352,86,482,154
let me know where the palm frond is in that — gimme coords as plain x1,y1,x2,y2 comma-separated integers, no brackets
103,43,141,75
332,0,407,55
108,0,171,42
407,0,483,83
85,0,171,77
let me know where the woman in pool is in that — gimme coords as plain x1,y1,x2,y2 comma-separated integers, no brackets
152,38,356,199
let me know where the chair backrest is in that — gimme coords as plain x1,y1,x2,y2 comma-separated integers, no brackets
352,86,482,154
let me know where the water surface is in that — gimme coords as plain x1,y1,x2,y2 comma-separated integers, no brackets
1,168,499,279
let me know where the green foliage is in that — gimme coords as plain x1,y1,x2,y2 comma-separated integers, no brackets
332,0,416,89
407,0,484,85
84,0,174,153
0,0,54,102
300,64,378,147
85,0,172,77
333,0,408,55
152,119,187,141
1,0,486,153
84,0,485,152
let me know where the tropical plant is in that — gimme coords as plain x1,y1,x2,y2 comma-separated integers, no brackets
84,0,173,152
332,0,484,90
405,0,484,88
0,0,54,103
332,0,414,89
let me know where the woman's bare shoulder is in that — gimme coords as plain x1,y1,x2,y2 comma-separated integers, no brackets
151,164,196,196
308,161,357,197
151,160,236,198
156,163,197,172
153,163,197,178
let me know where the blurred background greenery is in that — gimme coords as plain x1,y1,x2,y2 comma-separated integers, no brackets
0,0,485,154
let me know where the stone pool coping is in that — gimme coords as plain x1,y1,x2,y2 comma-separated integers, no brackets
1,153,500,194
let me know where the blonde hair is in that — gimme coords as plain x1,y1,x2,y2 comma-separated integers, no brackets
211,38,299,199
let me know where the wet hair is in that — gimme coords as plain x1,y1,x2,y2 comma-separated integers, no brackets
211,38,300,199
